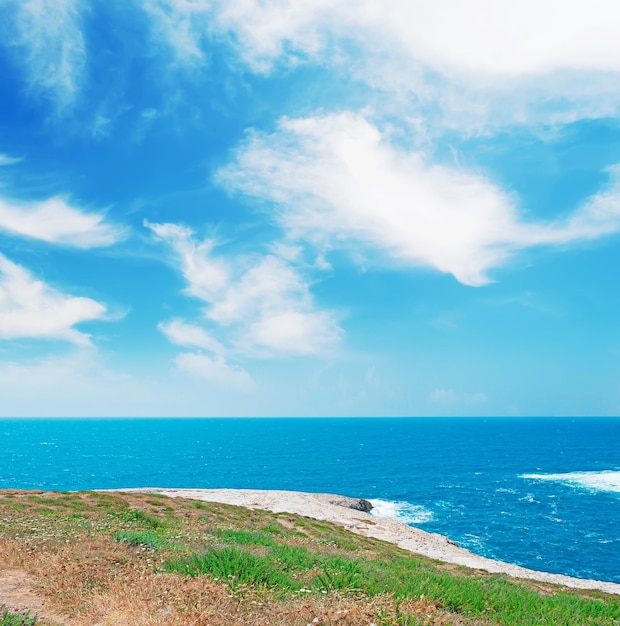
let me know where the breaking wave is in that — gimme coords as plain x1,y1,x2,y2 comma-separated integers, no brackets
521,471,620,493
369,499,435,524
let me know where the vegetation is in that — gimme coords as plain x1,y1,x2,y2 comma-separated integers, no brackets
0,609,37,626
0,489,618,625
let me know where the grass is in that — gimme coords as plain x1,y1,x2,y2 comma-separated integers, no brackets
166,546,296,590
0,489,618,625
114,529,176,551
0,611,37,626
164,538,620,625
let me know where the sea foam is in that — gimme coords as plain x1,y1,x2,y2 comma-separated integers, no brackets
369,499,434,524
521,470,620,493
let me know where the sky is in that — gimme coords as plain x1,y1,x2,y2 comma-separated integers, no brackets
0,0,620,417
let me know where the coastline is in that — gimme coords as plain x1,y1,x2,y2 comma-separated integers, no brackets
125,487,620,596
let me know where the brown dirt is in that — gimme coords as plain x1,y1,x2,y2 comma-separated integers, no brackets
0,567,69,625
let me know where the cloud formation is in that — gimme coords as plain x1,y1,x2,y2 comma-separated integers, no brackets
202,0,620,77
0,254,107,345
175,352,257,391
4,0,86,109
140,0,620,127
147,220,342,357
0,196,123,247
219,112,620,285
159,320,257,391
5,1,618,127
141,0,211,67
159,318,225,355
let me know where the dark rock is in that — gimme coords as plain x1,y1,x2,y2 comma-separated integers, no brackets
328,496,373,512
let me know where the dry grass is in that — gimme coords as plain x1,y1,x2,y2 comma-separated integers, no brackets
1,538,442,626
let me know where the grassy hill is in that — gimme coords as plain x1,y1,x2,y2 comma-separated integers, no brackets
0,490,618,625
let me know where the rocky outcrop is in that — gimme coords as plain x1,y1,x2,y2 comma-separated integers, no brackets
327,496,373,512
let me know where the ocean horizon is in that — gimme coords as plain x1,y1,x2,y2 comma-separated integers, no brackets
2,417,619,584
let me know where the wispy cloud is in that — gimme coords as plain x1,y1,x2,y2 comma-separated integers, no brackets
218,112,620,285
175,352,256,391
0,154,23,167
0,254,107,346
141,0,211,67
159,318,225,354
146,219,343,359
0,350,264,416
158,288,258,393
0,196,124,248
145,221,230,302
519,165,620,245
4,0,86,110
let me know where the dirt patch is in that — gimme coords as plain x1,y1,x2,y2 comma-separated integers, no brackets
0,568,68,625
0,569,43,613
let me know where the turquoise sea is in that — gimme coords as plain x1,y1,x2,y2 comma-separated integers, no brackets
1,417,618,583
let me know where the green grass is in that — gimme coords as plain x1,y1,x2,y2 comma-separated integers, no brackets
190,500,210,512
213,529,281,548
164,535,620,625
165,546,296,591
114,529,176,551
0,609,37,626
118,508,170,529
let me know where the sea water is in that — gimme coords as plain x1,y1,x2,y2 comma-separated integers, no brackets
0,417,618,583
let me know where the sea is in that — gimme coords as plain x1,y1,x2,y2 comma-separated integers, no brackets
1,417,618,584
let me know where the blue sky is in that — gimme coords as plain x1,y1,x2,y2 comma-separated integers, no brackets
1,0,620,417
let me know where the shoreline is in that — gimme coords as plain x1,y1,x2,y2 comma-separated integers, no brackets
125,487,620,596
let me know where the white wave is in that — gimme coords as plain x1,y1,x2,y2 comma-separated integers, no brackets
521,470,620,493
369,499,434,524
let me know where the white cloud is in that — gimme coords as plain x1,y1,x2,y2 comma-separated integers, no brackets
175,352,256,391
209,0,334,71
141,0,211,66
518,165,620,245
5,0,619,126
141,0,327,71
5,0,86,109
0,254,107,345
159,318,225,354
146,220,230,300
140,0,620,127
209,0,620,78
373,1,620,79
246,310,342,355
218,112,620,285
147,220,342,357
207,255,309,326
6,0,615,128
0,196,123,247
